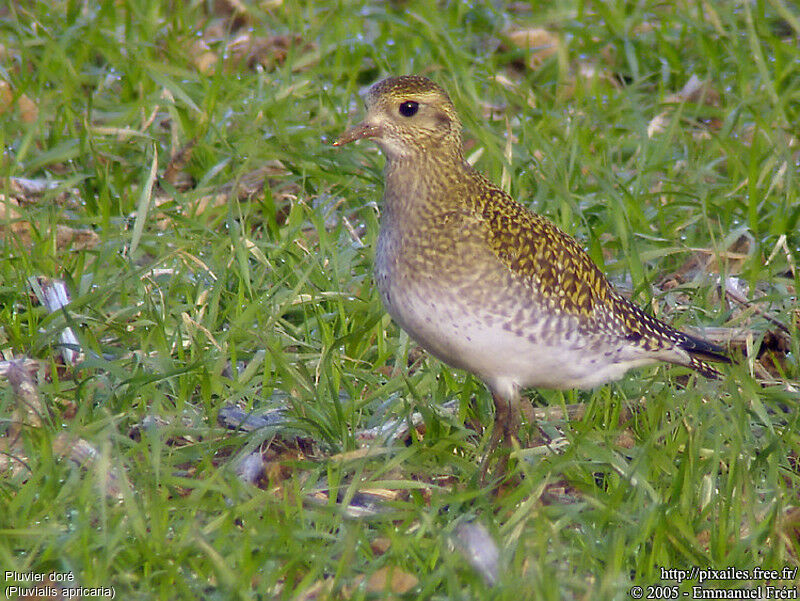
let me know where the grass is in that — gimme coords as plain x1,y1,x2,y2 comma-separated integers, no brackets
1,0,799,599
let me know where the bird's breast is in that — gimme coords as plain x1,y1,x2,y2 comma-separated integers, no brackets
373,216,660,390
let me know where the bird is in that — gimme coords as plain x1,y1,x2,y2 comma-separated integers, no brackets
333,75,729,477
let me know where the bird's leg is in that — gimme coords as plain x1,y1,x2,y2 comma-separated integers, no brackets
479,392,523,483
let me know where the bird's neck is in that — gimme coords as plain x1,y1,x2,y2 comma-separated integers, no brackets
382,151,472,219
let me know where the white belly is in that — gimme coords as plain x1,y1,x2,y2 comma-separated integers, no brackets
380,279,653,396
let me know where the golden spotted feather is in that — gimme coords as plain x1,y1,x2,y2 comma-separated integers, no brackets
473,182,610,317
335,74,730,393
470,176,729,378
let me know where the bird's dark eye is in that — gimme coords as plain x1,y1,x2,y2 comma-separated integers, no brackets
398,101,419,117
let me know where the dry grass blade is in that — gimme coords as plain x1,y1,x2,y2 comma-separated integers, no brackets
4,360,47,449
0,179,97,250
0,361,122,498
724,281,791,335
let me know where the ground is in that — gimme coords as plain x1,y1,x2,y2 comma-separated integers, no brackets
0,1,798,599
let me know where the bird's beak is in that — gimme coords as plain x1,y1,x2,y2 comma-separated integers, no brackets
333,121,381,146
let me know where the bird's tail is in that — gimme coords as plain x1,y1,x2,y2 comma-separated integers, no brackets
679,332,731,380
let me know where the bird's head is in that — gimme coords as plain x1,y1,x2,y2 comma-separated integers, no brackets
334,75,462,161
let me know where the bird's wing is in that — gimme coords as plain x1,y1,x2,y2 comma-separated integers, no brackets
473,185,730,375
476,186,612,319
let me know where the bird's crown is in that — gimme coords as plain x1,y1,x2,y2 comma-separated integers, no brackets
366,75,450,105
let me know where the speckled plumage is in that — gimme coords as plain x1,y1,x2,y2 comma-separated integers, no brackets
335,75,729,473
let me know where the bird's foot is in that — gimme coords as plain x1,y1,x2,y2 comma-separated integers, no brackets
478,393,524,486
